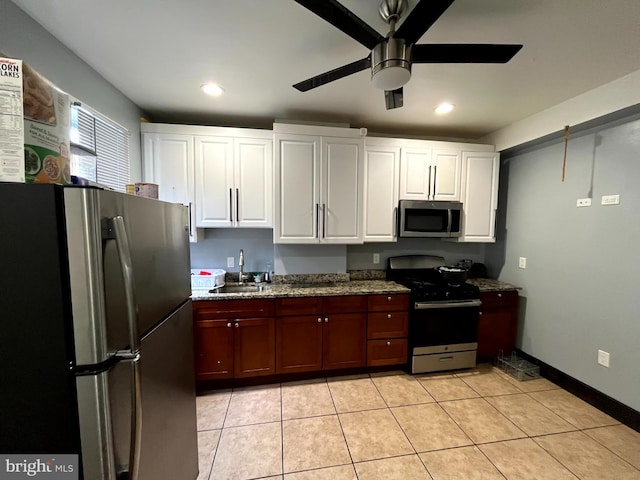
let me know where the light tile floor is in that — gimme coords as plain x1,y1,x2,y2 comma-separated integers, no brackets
195,365,640,480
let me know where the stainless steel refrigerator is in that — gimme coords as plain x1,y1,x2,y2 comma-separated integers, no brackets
0,183,198,480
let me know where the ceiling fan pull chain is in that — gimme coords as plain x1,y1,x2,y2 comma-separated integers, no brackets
562,125,570,182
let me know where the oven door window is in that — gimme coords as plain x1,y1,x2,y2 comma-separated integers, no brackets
410,306,479,347
404,208,449,233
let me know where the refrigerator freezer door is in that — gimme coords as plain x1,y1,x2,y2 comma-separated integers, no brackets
64,188,191,365
109,300,198,480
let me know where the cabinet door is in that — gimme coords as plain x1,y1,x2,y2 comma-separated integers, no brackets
321,136,364,243
367,339,408,366
459,152,499,242
477,291,518,361
322,313,366,370
274,134,320,243
234,317,275,377
276,315,323,374
235,137,273,228
399,147,431,200
432,150,462,201
193,319,234,379
194,136,234,228
363,144,400,242
142,133,197,242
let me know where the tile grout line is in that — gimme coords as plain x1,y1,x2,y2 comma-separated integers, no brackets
205,391,232,480
280,383,284,478
325,376,360,478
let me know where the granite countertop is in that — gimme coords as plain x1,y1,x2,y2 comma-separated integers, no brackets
191,280,410,301
467,278,520,292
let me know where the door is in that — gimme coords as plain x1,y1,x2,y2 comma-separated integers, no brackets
274,134,320,243
321,136,364,243
399,147,431,199
276,315,323,374
142,133,197,242
432,150,462,201
322,313,367,370
235,137,273,228
194,135,234,227
111,301,198,480
363,143,400,242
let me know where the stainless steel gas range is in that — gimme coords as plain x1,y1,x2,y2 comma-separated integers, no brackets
386,255,481,374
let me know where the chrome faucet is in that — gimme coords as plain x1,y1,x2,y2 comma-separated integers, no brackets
238,249,248,284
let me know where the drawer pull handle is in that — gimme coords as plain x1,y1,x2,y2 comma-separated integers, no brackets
317,317,322,323
387,296,392,301
235,322,239,328
324,317,329,323
498,293,502,297
387,314,392,319
386,341,391,346
226,322,232,327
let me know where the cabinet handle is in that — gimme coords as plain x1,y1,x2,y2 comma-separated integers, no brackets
236,188,239,222
316,203,320,238
479,311,483,316
387,296,392,301
229,188,233,222
393,206,398,238
498,293,502,298
317,318,322,323
433,165,437,197
322,203,326,238
226,322,232,327
324,317,328,323
386,341,391,346
387,314,392,319
427,165,432,198
235,322,239,328
188,202,193,237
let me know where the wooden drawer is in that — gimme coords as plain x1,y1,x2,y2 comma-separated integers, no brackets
367,311,408,339
193,298,275,320
323,295,367,314
367,339,408,366
367,294,409,312
275,297,323,316
479,290,518,309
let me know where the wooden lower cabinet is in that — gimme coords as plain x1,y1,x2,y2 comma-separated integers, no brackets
367,339,408,366
366,294,410,367
477,290,519,361
275,296,367,373
193,300,275,380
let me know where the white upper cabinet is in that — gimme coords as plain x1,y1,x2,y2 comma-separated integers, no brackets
195,135,272,228
274,124,364,244
399,142,462,201
363,139,400,242
457,151,500,242
142,132,198,242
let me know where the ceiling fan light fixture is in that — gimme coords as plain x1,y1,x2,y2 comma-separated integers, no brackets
435,102,455,114
201,83,224,96
371,38,412,90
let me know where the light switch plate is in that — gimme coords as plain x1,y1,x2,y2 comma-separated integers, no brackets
227,257,234,268
597,349,610,367
601,194,620,205
519,257,527,269
373,253,380,264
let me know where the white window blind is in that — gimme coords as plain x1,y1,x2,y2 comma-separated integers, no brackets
70,104,130,192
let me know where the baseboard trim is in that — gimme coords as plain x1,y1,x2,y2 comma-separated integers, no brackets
516,349,639,433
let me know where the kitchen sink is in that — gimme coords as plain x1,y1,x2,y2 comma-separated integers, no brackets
211,284,264,293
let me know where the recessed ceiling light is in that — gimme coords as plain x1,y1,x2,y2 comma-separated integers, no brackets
435,102,455,114
201,83,224,96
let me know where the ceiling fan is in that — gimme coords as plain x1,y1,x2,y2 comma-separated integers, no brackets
292,0,523,109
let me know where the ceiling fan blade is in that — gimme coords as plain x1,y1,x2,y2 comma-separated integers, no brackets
384,87,403,110
293,57,371,92
412,44,523,63
395,0,454,45
293,0,385,50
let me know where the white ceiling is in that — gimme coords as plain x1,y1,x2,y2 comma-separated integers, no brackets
12,0,640,139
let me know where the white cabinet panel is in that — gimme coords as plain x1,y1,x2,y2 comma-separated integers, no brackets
459,152,499,242
322,137,363,243
275,135,320,243
195,136,234,228
433,150,462,200
363,142,400,242
400,146,462,201
142,133,198,242
234,137,273,227
400,148,431,199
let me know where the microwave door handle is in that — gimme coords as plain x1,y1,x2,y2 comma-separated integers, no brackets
110,216,143,480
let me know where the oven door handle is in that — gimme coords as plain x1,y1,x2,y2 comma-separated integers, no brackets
414,299,482,309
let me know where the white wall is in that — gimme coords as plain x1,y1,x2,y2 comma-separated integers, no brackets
0,0,144,181
487,113,640,411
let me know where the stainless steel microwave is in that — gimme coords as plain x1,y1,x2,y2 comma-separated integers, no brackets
398,200,462,238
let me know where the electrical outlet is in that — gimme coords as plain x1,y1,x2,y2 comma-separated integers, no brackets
227,257,234,268
576,198,592,207
519,257,527,269
597,349,610,367
373,253,380,264
601,194,620,205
